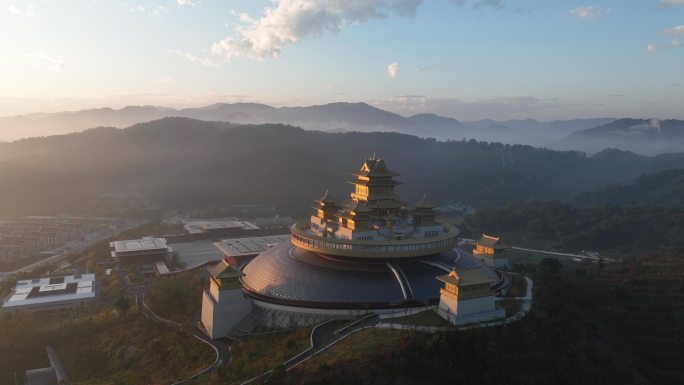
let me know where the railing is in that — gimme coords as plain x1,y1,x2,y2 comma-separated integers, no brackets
290,220,460,259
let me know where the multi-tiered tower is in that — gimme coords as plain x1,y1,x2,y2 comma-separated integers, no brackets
306,156,450,249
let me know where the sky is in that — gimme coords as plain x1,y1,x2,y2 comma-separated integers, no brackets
0,0,683,120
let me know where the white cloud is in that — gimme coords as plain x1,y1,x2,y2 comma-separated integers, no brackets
568,6,610,19
394,0,422,17
210,0,423,62
159,76,175,85
324,82,335,89
646,44,657,53
449,0,505,9
128,4,166,17
387,62,400,78
25,52,66,72
170,49,219,68
8,3,35,17
475,0,504,9
659,0,684,8
177,0,199,6
663,24,684,35
672,38,682,47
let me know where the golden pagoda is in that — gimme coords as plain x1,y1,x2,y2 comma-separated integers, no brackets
347,156,405,218
299,156,460,257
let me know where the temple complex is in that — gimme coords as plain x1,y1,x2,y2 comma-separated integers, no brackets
201,156,508,337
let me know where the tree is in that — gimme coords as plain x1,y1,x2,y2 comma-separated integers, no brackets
538,258,563,274
115,295,131,315
265,364,288,385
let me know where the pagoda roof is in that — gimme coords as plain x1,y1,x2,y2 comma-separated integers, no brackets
436,267,495,287
351,157,400,178
348,178,401,187
414,194,436,209
316,190,337,204
369,199,405,210
475,234,507,249
314,190,338,208
207,259,244,279
343,200,374,213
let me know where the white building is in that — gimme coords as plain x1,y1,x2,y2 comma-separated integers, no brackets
2,274,96,314
201,259,252,339
110,237,172,265
436,268,505,326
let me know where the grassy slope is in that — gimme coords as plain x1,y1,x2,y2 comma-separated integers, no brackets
205,327,313,385
287,251,684,385
0,310,214,385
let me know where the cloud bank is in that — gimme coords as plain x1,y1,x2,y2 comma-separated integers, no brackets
211,0,423,61
25,52,66,72
663,24,684,35
568,6,610,19
659,0,684,8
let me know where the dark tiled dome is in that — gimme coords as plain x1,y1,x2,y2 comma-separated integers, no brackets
240,241,487,309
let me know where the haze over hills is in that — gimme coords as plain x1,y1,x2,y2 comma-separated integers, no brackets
559,118,684,155
2,117,684,217
0,102,630,153
574,168,684,207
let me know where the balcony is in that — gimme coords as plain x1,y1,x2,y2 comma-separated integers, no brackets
290,220,460,259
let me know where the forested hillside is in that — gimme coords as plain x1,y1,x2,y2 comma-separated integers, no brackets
2,117,684,216
574,169,684,207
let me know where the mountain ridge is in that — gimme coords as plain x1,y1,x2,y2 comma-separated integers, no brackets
2,117,684,216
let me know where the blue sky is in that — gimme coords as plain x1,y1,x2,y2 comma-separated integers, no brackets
1,0,682,120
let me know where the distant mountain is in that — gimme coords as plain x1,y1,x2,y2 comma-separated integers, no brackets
277,102,417,134
0,102,616,147
464,118,616,134
0,102,454,141
502,118,616,133
561,118,684,155
0,105,172,141
407,114,464,137
2,117,684,216
570,118,684,139
457,117,618,149
575,168,684,206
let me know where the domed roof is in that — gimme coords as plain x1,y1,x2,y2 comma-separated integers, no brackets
240,241,488,309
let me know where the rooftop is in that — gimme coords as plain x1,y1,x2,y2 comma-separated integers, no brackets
3,274,96,309
213,234,291,258
437,267,496,287
475,234,507,249
110,237,168,253
183,220,259,234
207,259,244,279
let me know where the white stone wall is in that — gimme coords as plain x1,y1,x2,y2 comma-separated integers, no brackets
438,294,504,326
201,289,252,339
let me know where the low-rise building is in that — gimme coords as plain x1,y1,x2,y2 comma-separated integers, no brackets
2,274,96,314
183,220,260,240
436,268,505,326
472,234,509,268
110,237,172,264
